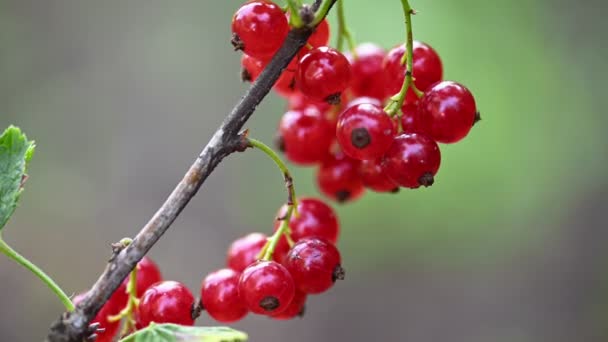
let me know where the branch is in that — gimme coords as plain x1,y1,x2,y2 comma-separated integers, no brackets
45,2,337,341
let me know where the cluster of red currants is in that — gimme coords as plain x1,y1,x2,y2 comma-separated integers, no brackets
202,197,343,322
74,198,341,341
233,0,479,203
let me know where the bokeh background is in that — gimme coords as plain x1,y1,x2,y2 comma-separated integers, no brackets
1,0,607,341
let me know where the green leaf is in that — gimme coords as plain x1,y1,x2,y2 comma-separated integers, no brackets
119,324,248,342
0,125,35,231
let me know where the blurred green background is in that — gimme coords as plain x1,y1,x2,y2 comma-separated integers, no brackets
1,0,607,341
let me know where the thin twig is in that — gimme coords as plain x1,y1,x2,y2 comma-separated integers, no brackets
45,2,337,341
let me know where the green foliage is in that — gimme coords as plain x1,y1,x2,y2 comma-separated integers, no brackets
0,126,35,231
119,324,247,342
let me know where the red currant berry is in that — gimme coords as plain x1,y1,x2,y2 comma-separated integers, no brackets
336,103,396,160
110,256,163,313
201,268,248,323
274,197,340,243
400,102,424,134
345,96,383,109
308,19,330,47
277,106,334,165
73,292,120,342
241,54,264,82
227,233,267,272
383,133,441,188
316,152,365,203
287,91,332,113
384,41,442,100
359,159,400,193
227,233,287,271
296,47,352,104
273,70,297,97
137,281,195,328
347,43,388,100
285,238,344,294
238,260,295,315
231,1,288,59
418,81,477,143
271,290,307,320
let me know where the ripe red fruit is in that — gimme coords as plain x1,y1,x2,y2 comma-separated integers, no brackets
274,197,340,243
418,81,477,143
277,106,335,165
201,269,248,323
109,256,162,313
73,292,120,342
285,238,344,294
345,96,383,109
271,290,307,320
227,233,267,272
273,70,298,97
238,260,295,315
336,103,396,160
296,47,352,103
383,133,441,188
308,19,330,47
384,41,443,101
241,54,264,82
137,281,195,328
400,102,424,134
347,43,388,100
287,91,332,113
231,1,289,59
227,233,288,272
359,159,400,193
317,152,365,203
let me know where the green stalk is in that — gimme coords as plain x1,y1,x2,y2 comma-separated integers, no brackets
384,0,423,116
312,0,335,26
335,0,357,55
286,0,304,28
247,138,298,212
0,236,74,311
263,205,295,261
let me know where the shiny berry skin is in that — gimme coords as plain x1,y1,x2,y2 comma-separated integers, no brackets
274,197,340,243
285,238,344,294
238,260,295,315
359,159,400,193
336,103,396,160
201,269,248,323
271,290,307,320
383,133,441,188
384,41,443,100
347,43,388,100
137,281,195,328
273,70,297,97
227,233,288,273
345,96,383,109
241,54,264,82
296,47,352,103
227,233,267,272
73,292,120,342
309,19,330,47
287,91,332,113
400,103,424,134
277,106,334,165
317,153,365,203
418,81,477,143
231,1,289,59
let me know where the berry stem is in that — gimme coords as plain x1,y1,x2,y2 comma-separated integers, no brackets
108,238,140,335
335,0,357,56
246,138,298,213
383,0,423,116
286,0,304,28
263,204,295,261
0,235,74,311
312,0,335,26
